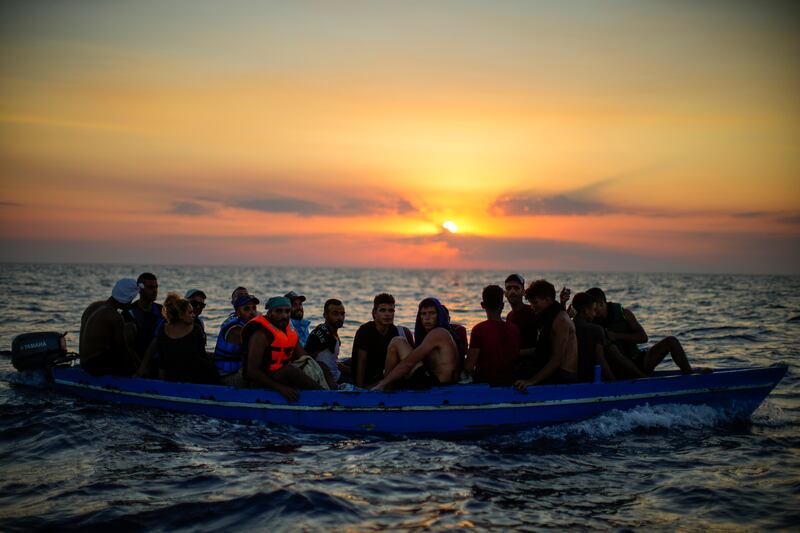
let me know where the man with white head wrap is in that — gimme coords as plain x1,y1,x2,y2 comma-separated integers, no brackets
79,278,141,376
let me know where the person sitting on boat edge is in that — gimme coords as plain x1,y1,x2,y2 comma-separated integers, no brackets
305,298,349,387
157,293,220,385
371,297,462,391
241,296,328,402
587,287,692,377
214,294,260,385
514,280,578,390
285,290,311,347
79,278,141,376
185,288,208,342
464,285,520,386
352,293,414,388
571,292,615,382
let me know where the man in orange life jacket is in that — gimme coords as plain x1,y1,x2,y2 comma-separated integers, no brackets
240,296,324,402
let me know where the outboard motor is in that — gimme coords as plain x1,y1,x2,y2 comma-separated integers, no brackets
11,332,71,371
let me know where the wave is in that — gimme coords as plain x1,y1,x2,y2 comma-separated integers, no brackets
505,403,735,444
0,488,362,531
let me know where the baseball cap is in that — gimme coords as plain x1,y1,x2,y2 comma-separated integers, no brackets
233,294,260,309
185,288,207,299
284,290,306,303
266,296,291,310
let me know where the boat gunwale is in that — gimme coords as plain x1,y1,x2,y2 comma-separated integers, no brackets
50,364,788,413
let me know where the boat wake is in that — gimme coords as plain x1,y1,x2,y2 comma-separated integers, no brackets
511,402,737,443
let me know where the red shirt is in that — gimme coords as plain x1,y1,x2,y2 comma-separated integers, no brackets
506,304,538,350
470,320,521,386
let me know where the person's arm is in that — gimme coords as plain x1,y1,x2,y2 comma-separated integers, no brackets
464,347,481,376
518,347,536,358
515,314,570,389
596,342,615,381
225,324,243,345
607,309,648,344
559,287,571,307
111,312,141,368
293,343,307,359
403,327,415,347
354,348,368,388
372,329,447,391
246,330,299,402
135,337,158,377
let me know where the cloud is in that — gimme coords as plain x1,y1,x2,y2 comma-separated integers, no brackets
732,211,769,218
235,194,418,217
170,200,216,216
490,177,641,217
777,214,800,225
490,193,615,216
0,201,22,207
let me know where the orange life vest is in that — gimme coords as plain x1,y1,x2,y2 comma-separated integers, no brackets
241,315,299,373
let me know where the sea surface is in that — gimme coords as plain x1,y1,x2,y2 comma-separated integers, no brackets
0,264,798,531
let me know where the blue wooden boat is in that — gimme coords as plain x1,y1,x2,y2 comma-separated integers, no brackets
48,364,788,437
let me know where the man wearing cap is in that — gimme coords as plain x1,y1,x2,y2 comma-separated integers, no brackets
185,288,208,343
213,294,261,383
79,278,141,376
241,297,325,401
285,290,311,347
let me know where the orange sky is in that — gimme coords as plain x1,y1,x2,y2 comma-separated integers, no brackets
1,1,799,273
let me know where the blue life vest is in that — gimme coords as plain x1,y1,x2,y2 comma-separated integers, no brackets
214,315,247,374
292,318,311,347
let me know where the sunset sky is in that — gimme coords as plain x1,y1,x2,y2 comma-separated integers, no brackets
1,1,798,273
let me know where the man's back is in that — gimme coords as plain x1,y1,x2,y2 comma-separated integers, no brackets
80,303,127,362
470,320,520,386
79,300,106,355
574,316,605,382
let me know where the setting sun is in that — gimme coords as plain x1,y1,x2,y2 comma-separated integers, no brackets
443,221,458,234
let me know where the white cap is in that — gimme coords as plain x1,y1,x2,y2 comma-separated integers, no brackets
112,278,139,304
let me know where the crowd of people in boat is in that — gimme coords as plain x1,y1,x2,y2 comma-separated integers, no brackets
78,272,693,401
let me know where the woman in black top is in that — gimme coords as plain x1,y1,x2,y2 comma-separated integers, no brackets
157,293,220,385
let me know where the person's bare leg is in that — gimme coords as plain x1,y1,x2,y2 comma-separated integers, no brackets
384,336,413,375
644,336,692,375
605,344,647,379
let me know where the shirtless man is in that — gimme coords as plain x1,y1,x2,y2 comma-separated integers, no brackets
586,287,692,376
79,278,141,376
371,297,461,391
514,280,578,389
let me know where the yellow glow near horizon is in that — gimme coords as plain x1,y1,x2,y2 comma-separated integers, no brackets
442,221,458,234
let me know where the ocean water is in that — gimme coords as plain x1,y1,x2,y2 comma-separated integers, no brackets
0,264,798,531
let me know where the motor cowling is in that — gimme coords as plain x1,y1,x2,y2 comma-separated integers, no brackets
11,332,68,371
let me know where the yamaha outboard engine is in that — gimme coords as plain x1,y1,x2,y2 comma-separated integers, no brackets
11,332,70,371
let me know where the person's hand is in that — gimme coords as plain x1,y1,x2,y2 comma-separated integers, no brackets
559,287,571,306
606,329,616,341
514,379,533,392
276,385,299,402
370,380,386,392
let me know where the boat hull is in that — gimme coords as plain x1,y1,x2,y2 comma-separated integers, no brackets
50,365,788,436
